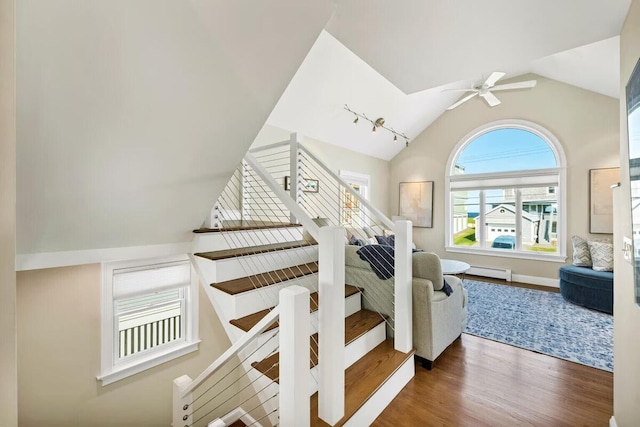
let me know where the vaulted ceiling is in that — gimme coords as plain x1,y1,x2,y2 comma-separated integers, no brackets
16,0,632,262
268,0,629,160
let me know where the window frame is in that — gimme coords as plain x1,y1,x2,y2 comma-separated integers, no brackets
98,255,200,386
445,119,567,262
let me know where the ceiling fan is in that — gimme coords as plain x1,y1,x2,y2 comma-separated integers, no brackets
446,72,537,110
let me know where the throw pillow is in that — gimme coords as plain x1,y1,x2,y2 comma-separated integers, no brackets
375,234,395,246
348,235,366,246
588,241,614,272
571,235,592,267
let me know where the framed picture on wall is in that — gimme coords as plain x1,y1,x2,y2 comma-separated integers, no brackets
399,181,434,228
590,167,620,233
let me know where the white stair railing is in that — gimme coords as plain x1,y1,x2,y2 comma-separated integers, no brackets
249,136,412,354
173,286,310,427
183,133,413,426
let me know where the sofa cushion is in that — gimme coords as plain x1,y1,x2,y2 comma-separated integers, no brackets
571,235,592,267
588,241,614,272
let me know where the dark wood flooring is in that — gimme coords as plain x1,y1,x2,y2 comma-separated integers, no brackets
373,277,612,427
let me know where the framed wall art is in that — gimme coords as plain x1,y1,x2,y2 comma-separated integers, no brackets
399,181,434,228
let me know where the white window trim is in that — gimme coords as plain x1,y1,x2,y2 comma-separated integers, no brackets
98,254,200,386
444,119,567,262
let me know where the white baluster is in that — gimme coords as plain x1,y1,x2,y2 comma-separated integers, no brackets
279,285,310,427
394,220,413,353
318,226,345,424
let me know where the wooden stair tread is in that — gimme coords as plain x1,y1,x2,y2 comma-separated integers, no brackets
228,420,246,427
211,262,318,295
195,240,315,261
251,309,386,382
230,285,360,332
193,221,301,233
310,340,415,427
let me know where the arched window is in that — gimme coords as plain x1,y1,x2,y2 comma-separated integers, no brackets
445,120,566,260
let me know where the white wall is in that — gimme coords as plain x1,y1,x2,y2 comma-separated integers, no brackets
17,264,235,426
389,74,619,281
16,0,333,256
0,0,17,424
614,2,640,425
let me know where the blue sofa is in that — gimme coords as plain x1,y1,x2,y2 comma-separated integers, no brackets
558,265,613,314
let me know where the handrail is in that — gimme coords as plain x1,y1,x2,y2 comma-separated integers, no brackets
180,306,280,397
296,143,395,230
248,139,293,153
244,151,321,241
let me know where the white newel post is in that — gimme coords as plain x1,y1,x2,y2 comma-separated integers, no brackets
318,226,345,424
394,220,413,353
279,285,310,427
172,375,193,427
289,133,302,224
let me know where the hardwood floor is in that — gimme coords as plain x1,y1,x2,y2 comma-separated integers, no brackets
372,334,613,426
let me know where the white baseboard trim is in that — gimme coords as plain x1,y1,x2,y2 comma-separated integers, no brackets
467,267,559,288
610,415,618,427
16,241,193,271
511,273,559,288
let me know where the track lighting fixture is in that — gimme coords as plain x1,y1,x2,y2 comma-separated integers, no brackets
344,104,410,147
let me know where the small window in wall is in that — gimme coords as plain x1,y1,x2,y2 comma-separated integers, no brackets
98,255,199,386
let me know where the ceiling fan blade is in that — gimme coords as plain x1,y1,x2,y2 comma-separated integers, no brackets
447,92,479,110
442,88,476,93
483,71,506,88
490,80,537,91
480,91,501,107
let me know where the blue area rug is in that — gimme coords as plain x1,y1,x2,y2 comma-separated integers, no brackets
464,279,613,371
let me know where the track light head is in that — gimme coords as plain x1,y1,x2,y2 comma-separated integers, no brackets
353,116,359,125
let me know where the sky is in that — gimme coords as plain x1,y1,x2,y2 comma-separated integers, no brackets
456,128,557,174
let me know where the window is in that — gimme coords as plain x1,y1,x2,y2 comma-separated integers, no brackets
446,120,566,261
98,255,199,385
340,170,370,227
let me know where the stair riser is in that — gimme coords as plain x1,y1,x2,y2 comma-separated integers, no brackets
209,277,318,320
193,227,304,253
199,246,318,283
230,292,363,336
269,321,387,396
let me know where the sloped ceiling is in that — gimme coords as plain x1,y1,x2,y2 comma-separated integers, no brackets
16,0,334,255
267,2,628,160
327,0,630,94
16,0,631,258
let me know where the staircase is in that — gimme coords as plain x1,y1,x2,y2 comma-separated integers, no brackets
174,134,415,426
190,221,414,426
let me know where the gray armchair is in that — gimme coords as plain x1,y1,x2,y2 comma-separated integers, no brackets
344,245,467,369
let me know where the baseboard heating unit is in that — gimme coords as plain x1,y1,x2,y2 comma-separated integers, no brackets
467,266,512,281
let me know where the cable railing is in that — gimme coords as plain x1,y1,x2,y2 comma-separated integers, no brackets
249,140,407,340
173,286,311,427
177,133,412,426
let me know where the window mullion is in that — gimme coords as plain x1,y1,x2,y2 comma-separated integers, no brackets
515,189,523,250
479,190,486,248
